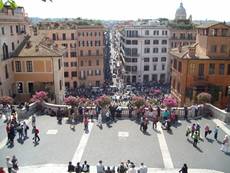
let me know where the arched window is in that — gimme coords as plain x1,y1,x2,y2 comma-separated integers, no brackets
2,43,9,59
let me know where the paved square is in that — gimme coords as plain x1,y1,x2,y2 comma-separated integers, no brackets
46,130,58,135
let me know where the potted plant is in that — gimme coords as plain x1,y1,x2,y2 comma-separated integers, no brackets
0,96,13,105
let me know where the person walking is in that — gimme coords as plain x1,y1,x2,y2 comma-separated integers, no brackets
127,163,136,173
75,162,81,173
138,163,147,173
22,121,29,139
220,135,229,153
179,163,188,173
83,116,89,132
97,114,102,128
31,114,36,127
6,156,13,173
184,106,188,121
193,131,199,147
96,160,105,173
33,126,40,143
191,124,196,137
214,126,219,141
204,124,210,138
117,162,127,173
17,124,23,140
11,156,18,171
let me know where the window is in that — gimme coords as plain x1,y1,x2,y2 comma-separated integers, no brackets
152,57,158,62
80,50,83,56
17,82,23,93
153,40,159,45
88,60,92,66
95,32,97,36
62,33,66,40
64,62,69,67
5,65,8,79
189,63,195,74
131,66,137,72
161,57,166,62
144,65,149,71
219,64,225,75
10,26,13,35
144,58,149,62
96,49,99,55
152,74,157,81
52,33,56,40
71,71,77,77
71,62,77,67
178,62,182,72
209,64,215,75
64,72,69,78
90,41,93,46
96,60,99,65
62,43,68,48
228,64,230,75
221,45,227,53
70,52,77,57
143,75,149,82
11,42,15,51
153,48,158,53
26,61,33,72
28,82,34,93
144,48,150,54
95,69,101,75
58,59,61,70
1,27,4,35
145,30,149,35
153,65,157,71
161,47,167,53
144,40,150,45
131,40,137,45
88,50,91,56
132,58,137,62
162,40,167,45
126,40,131,45
162,64,165,70
153,30,159,35
59,80,62,90
211,45,217,53
81,61,84,66
82,41,85,47
162,30,168,35
180,33,185,39
11,61,14,72
71,33,74,40
95,41,98,46
15,61,21,72
222,29,228,36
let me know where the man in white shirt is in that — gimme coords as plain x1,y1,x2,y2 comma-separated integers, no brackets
96,160,105,173
6,156,13,173
138,163,147,173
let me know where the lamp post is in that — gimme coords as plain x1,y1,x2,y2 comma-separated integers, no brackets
227,86,230,112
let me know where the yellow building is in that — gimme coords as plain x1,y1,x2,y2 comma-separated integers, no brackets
170,23,230,108
13,36,65,104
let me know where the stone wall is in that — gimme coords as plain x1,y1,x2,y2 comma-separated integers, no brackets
206,103,230,123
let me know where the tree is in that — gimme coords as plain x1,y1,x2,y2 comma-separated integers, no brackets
0,0,52,10
197,92,212,104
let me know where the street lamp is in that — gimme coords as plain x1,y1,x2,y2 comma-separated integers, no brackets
227,86,230,112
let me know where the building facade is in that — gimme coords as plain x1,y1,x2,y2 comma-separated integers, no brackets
13,36,65,104
119,20,170,84
36,23,105,88
0,6,29,96
170,23,230,108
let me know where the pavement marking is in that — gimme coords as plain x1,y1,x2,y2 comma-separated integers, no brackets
72,122,94,164
157,124,174,169
118,131,129,137
46,129,58,135
0,116,32,150
212,119,230,136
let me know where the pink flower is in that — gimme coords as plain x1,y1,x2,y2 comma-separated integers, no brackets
163,96,177,107
31,91,48,103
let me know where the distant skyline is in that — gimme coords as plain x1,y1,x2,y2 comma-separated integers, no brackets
17,0,230,21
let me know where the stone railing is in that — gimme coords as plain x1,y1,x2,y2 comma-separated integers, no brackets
17,102,38,120
205,103,230,123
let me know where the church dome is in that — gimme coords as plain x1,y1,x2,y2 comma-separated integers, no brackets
175,2,187,20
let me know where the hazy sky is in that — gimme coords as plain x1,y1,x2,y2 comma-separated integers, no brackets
16,0,230,21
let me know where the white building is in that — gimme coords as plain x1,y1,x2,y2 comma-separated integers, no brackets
0,5,29,96
119,20,170,84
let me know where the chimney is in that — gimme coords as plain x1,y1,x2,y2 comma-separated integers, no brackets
35,45,39,52
188,46,196,58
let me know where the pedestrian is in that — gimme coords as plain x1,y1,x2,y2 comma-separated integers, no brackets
105,110,110,123
11,156,18,171
96,160,105,173
193,131,199,147
97,113,102,128
83,116,89,131
117,162,127,173
195,123,200,132
184,106,188,121
195,104,198,117
75,162,81,173
204,124,210,138
68,161,75,173
138,163,147,173
214,126,219,141
220,135,229,153
179,163,188,173
6,123,11,144
33,126,40,143
9,124,15,146
6,156,13,173
22,121,29,139
0,167,6,173
185,126,191,138
127,163,136,173
191,124,196,137
143,118,148,133
81,161,90,173
31,114,36,127
17,124,23,140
